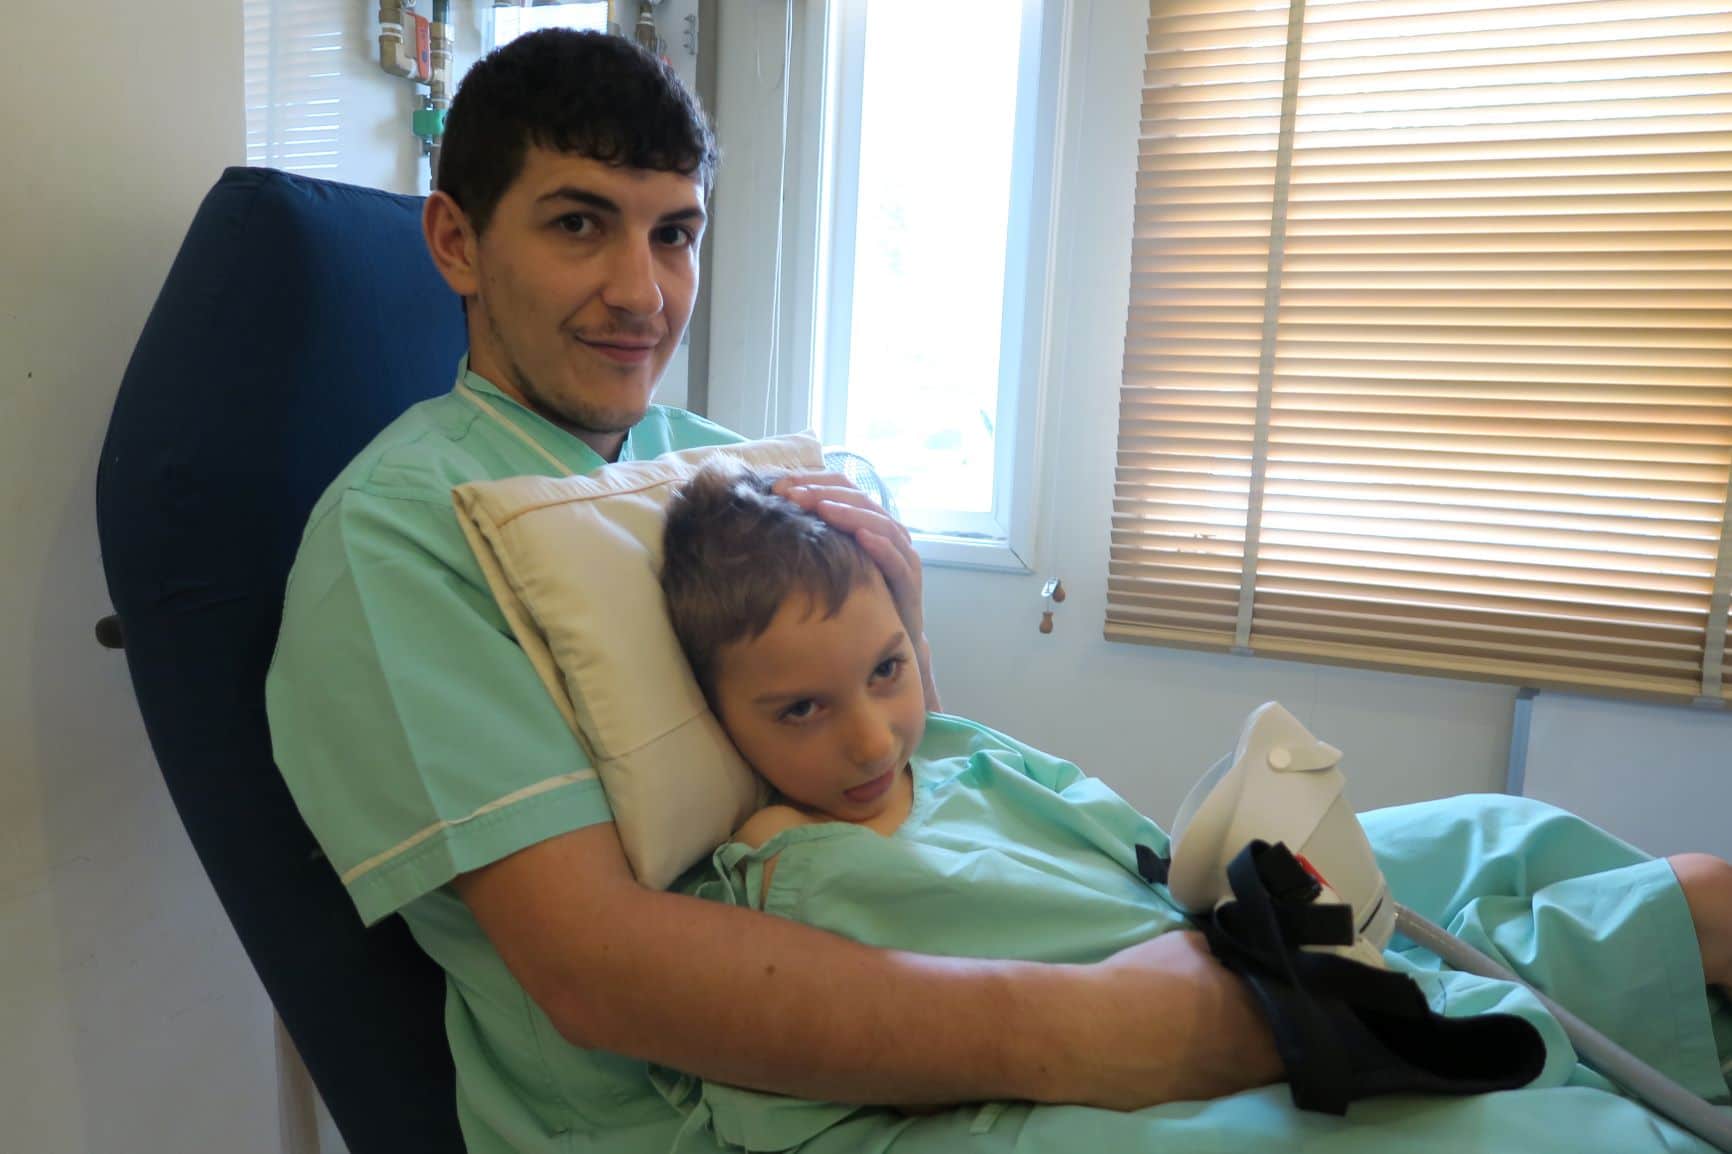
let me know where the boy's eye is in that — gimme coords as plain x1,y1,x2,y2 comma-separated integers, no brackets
779,699,817,723
871,656,904,682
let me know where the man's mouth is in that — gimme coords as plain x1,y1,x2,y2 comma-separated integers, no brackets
576,334,659,365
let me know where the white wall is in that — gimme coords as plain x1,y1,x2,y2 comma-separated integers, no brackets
706,0,1522,829
0,6,277,1152
1516,692,1732,860
0,5,452,1151
704,0,802,438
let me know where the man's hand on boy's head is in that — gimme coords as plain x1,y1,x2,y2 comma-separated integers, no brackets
773,472,942,713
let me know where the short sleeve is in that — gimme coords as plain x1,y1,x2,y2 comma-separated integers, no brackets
267,489,611,925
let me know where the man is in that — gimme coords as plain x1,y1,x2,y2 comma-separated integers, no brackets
266,29,1282,1154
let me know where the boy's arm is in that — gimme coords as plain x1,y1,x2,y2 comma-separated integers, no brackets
455,818,1282,1111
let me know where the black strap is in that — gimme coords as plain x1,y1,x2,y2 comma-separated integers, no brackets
1134,843,1169,885
1182,840,1547,1115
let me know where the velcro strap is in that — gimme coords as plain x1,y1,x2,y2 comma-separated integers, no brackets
1135,843,1170,885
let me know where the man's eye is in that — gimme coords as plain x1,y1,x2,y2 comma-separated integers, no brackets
656,224,695,248
872,657,904,682
555,214,595,236
780,700,816,723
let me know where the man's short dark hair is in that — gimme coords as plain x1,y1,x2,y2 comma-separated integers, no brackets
662,462,875,699
437,29,718,234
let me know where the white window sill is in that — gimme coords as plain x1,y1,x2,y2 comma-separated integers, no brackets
913,533,1032,574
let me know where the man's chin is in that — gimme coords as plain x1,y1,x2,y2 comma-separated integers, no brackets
553,396,652,438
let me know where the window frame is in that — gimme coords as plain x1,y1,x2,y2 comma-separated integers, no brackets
774,0,1072,573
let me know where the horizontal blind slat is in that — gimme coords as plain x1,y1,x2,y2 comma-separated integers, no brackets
1123,0,1732,703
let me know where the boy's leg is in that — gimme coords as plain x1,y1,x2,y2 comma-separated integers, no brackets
1672,852,1732,993
1360,793,1730,1101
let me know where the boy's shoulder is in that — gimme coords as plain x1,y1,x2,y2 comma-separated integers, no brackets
733,803,817,849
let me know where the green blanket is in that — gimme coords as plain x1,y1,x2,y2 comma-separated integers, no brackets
659,715,1732,1153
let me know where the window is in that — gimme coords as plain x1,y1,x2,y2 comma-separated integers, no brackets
1109,0,1732,705
244,0,346,173
488,1,607,49
812,0,1061,569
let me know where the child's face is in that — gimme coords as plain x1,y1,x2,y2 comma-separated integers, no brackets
710,569,927,822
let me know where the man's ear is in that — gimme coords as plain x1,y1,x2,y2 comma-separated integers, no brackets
423,190,482,299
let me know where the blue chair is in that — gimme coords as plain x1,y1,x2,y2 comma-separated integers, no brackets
96,167,468,1153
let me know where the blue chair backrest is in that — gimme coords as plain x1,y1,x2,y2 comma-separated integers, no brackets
97,167,468,1153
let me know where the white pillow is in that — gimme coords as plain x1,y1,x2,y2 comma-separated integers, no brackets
452,433,824,888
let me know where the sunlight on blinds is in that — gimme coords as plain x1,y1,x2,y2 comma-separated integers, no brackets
1111,0,1732,704
244,0,345,173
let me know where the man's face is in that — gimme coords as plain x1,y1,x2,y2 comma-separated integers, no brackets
454,147,706,453
710,571,927,824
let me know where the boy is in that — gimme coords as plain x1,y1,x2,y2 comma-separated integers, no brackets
658,460,1732,1152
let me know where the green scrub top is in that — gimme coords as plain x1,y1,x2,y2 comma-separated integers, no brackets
265,359,741,1154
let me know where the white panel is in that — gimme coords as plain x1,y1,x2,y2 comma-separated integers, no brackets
1515,692,1732,859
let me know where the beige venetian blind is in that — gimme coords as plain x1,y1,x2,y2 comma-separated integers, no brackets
1110,0,1732,704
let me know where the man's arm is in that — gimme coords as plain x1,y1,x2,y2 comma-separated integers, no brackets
455,819,1280,1111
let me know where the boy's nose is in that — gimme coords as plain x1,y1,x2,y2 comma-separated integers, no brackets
845,712,896,768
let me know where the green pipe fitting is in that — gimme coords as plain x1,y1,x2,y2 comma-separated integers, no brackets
412,106,447,139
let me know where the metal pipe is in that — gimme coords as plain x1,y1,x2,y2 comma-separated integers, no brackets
378,0,417,78
427,0,453,186
1395,905,1732,1153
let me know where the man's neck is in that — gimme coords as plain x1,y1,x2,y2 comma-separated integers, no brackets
578,427,628,464
465,351,629,463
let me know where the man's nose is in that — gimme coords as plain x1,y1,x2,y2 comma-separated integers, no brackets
601,235,664,316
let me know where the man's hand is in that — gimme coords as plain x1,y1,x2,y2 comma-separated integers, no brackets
1068,931,1284,1110
774,472,941,712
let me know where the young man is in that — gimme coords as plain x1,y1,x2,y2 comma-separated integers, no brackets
265,29,1282,1154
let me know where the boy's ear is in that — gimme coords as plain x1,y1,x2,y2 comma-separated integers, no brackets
423,190,482,299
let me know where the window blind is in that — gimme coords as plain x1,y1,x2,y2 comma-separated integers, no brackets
1110,0,1732,705
245,0,346,173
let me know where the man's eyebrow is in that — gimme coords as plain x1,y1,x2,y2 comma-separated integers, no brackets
534,187,706,226
535,187,620,214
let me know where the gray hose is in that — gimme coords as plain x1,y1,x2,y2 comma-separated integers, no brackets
1393,904,1732,1153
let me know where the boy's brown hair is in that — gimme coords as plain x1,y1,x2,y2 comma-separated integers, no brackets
661,460,874,698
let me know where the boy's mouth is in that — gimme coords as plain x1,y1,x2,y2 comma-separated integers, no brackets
843,769,896,804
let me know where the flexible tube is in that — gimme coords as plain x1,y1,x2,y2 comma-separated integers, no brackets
1394,904,1732,1153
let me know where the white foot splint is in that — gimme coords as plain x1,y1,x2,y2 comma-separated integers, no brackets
1167,702,1394,969
1161,702,1732,1151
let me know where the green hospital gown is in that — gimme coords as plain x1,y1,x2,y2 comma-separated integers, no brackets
662,714,1732,1154
267,358,744,1154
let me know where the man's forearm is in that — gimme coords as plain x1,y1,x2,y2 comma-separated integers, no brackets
555,884,1074,1104
460,823,1280,1111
